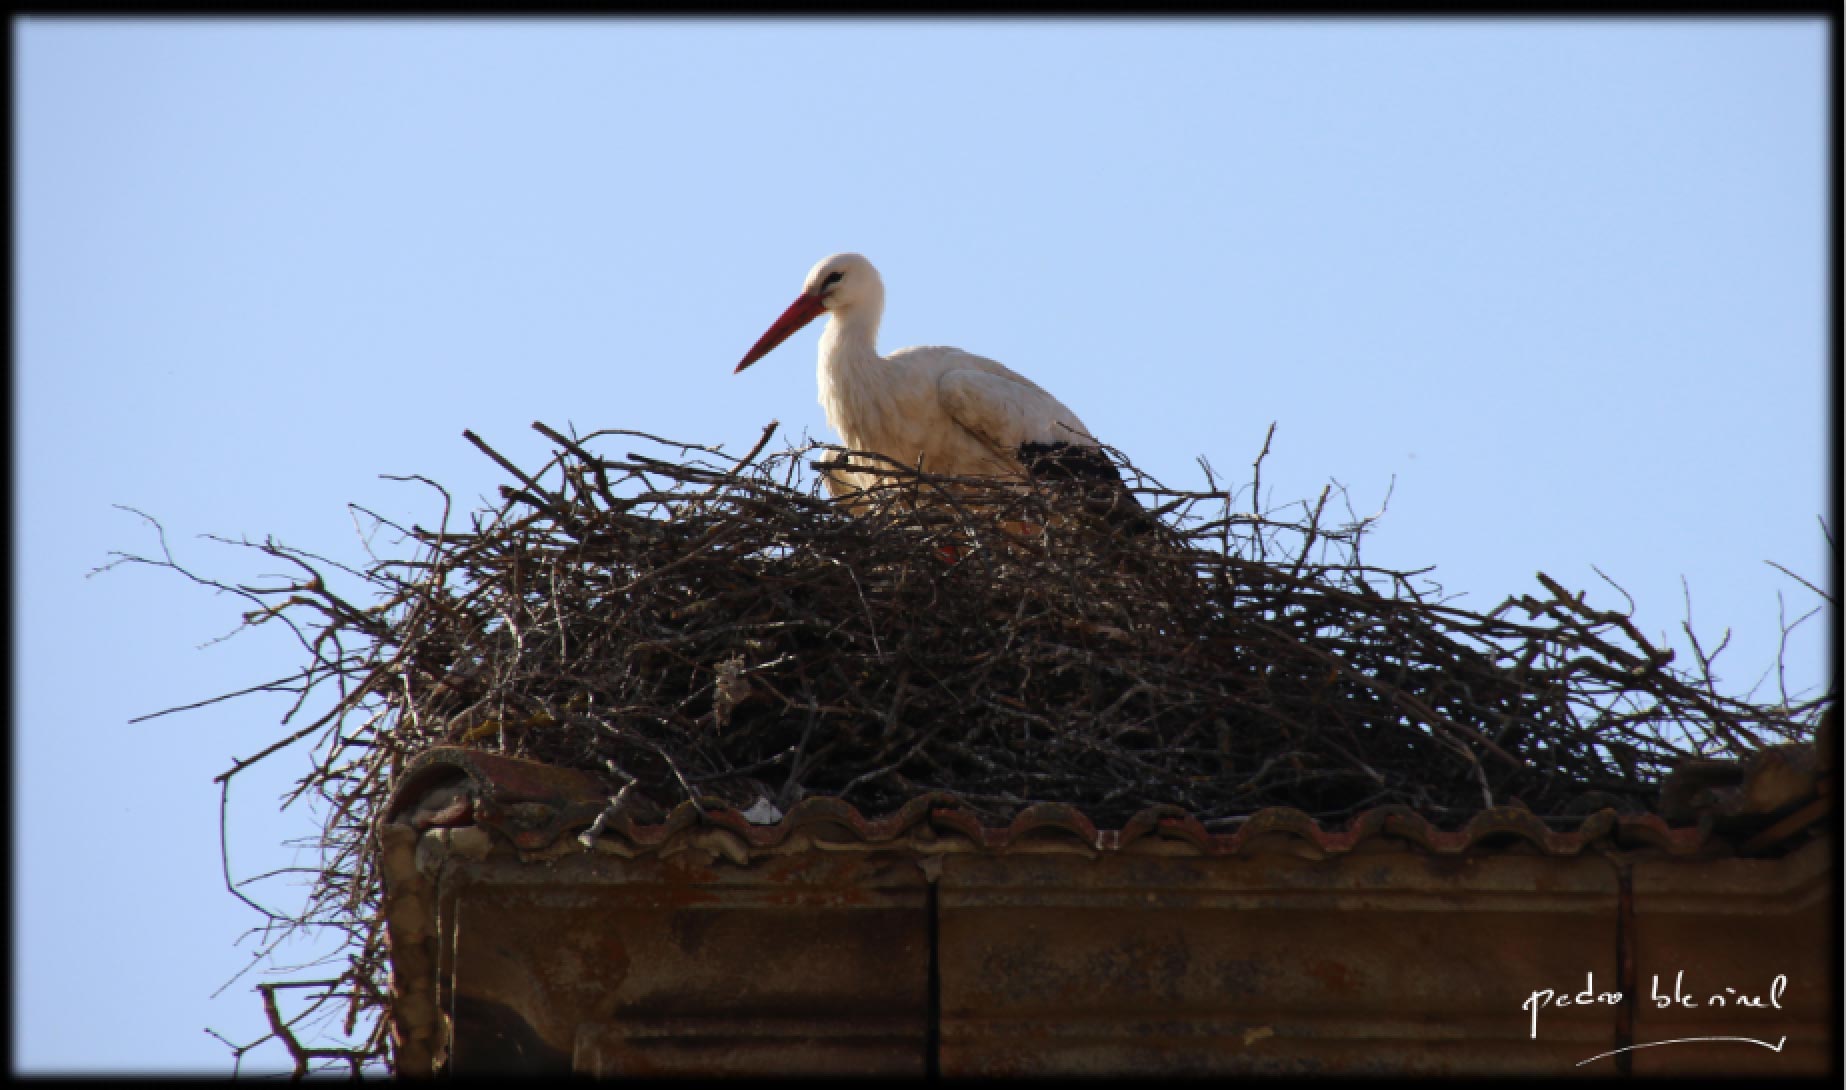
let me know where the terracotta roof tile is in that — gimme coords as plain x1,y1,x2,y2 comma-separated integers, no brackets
380,733,1833,861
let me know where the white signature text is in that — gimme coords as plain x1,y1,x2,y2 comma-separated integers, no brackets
1523,971,1787,1039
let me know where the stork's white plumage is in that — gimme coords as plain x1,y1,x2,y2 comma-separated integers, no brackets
734,253,1145,525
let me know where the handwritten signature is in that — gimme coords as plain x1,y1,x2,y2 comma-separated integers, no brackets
1522,972,1789,1066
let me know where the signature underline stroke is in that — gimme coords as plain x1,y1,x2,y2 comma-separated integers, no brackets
1576,1034,1788,1067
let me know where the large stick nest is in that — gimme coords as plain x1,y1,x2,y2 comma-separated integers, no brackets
108,419,1826,1074
362,421,1811,824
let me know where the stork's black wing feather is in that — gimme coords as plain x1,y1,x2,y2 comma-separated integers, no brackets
1016,441,1156,535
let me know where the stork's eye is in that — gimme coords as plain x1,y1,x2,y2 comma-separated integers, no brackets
821,271,844,290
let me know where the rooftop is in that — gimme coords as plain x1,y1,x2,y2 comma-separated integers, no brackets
376,714,1835,1077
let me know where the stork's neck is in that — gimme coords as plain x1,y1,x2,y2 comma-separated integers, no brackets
819,304,881,366
815,304,887,445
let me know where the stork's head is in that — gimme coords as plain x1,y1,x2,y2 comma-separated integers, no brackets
735,253,884,373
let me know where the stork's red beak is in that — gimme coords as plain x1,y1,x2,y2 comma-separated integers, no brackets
735,292,828,373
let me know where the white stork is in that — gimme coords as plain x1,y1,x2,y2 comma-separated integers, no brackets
733,253,1148,529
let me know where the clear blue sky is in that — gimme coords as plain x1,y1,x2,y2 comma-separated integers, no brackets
15,17,1832,1075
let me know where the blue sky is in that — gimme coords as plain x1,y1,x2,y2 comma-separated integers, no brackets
14,18,1832,1075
